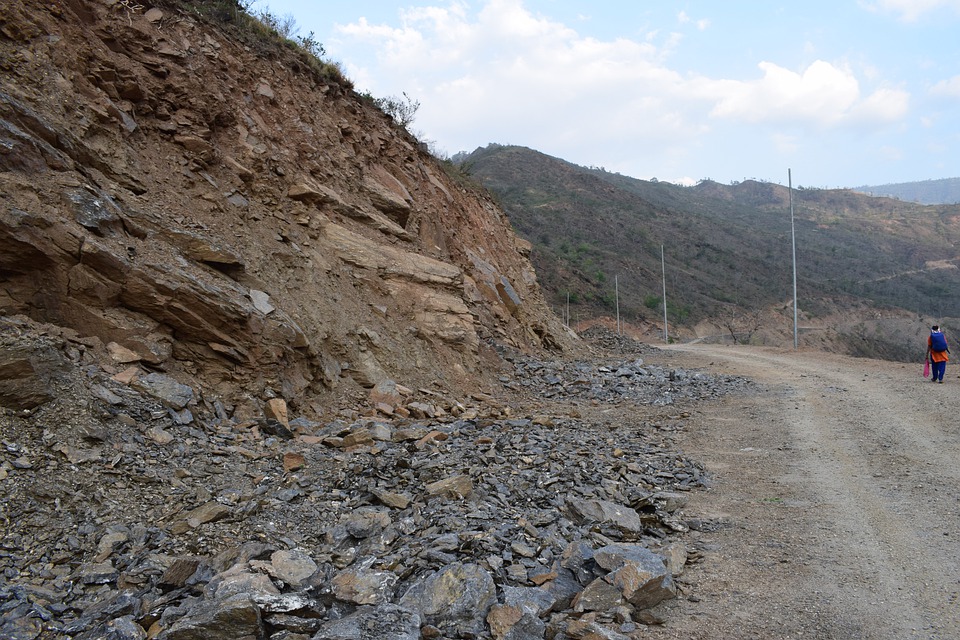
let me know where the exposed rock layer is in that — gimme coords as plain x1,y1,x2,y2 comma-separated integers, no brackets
0,0,576,421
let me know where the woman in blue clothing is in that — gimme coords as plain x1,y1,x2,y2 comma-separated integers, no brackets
927,325,949,383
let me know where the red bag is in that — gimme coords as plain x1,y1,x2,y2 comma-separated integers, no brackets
924,359,931,378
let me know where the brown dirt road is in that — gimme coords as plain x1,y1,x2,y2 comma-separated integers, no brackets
647,344,960,639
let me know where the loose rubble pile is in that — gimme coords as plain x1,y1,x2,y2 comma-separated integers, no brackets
0,321,751,639
574,328,663,356
501,350,743,406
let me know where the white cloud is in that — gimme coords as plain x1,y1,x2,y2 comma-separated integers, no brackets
338,0,698,139
859,0,960,22
878,145,903,161
476,0,574,41
330,0,918,185
677,11,709,31
705,60,908,126
931,75,960,97
772,133,800,154
848,87,910,122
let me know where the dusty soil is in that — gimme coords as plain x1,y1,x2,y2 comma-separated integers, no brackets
644,344,960,639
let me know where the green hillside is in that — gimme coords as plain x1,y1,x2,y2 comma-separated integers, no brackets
459,144,960,341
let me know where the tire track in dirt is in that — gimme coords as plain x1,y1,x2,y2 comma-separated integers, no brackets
647,345,960,639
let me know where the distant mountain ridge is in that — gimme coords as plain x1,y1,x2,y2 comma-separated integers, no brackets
855,177,960,204
458,144,960,358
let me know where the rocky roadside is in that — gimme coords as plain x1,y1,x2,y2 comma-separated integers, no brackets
0,320,751,639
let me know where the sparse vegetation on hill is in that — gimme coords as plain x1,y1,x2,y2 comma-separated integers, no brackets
158,0,352,85
459,145,960,357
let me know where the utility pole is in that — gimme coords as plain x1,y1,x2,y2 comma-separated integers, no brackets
789,169,798,350
661,245,669,343
615,275,621,335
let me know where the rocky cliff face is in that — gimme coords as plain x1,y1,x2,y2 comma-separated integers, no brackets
0,0,575,421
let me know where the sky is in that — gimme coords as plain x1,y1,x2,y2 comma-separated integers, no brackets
250,0,960,188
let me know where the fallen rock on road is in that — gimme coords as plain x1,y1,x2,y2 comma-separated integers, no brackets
0,321,751,639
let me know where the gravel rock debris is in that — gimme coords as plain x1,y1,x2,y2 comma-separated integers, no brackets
0,321,752,639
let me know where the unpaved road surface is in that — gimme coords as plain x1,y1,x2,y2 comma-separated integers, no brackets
647,344,960,639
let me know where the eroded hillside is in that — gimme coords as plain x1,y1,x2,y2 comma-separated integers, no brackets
0,0,576,422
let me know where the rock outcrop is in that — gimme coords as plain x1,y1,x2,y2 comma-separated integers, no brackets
0,0,576,424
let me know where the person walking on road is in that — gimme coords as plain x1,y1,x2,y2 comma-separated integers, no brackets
927,325,950,383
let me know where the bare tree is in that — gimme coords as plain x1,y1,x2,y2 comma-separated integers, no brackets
717,308,765,344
